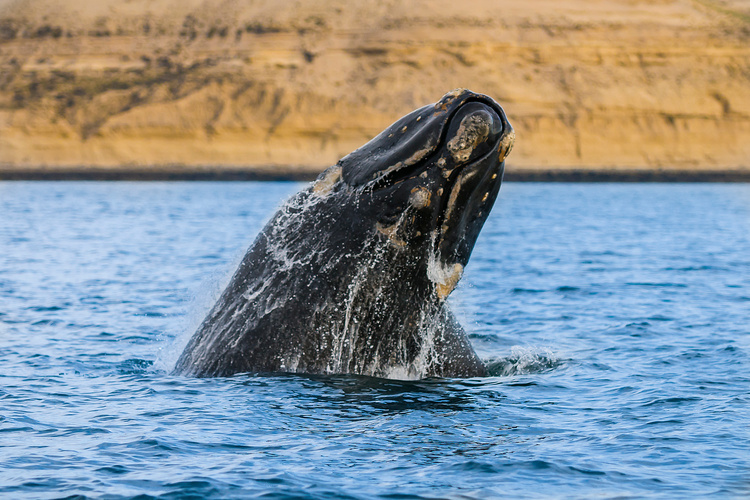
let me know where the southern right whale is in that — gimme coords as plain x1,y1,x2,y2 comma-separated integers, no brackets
174,89,515,379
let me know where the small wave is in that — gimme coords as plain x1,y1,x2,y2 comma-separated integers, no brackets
663,265,727,272
485,346,564,376
95,464,128,475
511,287,545,294
641,396,701,408
625,282,687,288
25,305,66,312
449,459,608,477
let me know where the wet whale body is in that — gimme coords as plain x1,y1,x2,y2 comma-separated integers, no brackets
174,89,515,379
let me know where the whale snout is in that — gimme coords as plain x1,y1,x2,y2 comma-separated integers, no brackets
445,102,504,165
337,89,514,191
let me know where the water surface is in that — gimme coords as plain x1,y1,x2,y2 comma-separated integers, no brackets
1,182,748,498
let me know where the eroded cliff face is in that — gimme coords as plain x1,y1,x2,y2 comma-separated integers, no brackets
0,0,748,172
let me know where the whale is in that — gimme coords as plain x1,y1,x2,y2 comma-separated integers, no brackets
174,89,515,379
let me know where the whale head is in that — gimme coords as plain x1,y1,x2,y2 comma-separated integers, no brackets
315,89,515,300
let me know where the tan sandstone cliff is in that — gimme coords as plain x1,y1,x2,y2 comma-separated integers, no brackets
0,0,749,175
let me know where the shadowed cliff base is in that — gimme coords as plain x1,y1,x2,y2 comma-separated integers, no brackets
2,166,749,182
1,0,749,173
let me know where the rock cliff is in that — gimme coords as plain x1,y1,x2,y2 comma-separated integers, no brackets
1,0,748,174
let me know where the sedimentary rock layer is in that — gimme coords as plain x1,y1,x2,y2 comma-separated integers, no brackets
0,0,748,173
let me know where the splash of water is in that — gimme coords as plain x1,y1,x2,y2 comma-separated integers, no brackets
486,346,563,377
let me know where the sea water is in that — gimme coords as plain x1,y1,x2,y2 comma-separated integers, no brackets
0,181,748,499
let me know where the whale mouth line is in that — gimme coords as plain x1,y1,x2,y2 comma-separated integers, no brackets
432,141,501,260
365,96,505,194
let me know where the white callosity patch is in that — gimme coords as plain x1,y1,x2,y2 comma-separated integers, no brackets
409,187,431,209
370,143,435,182
404,146,433,167
426,244,464,301
498,128,516,161
431,261,464,301
447,113,490,163
424,228,466,302
434,88,468,111
376,221,407,248
312,165,342,196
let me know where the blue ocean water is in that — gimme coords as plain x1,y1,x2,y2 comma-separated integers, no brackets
0,181,748,499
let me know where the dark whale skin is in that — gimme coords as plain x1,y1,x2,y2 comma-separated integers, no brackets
174,89,515,379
